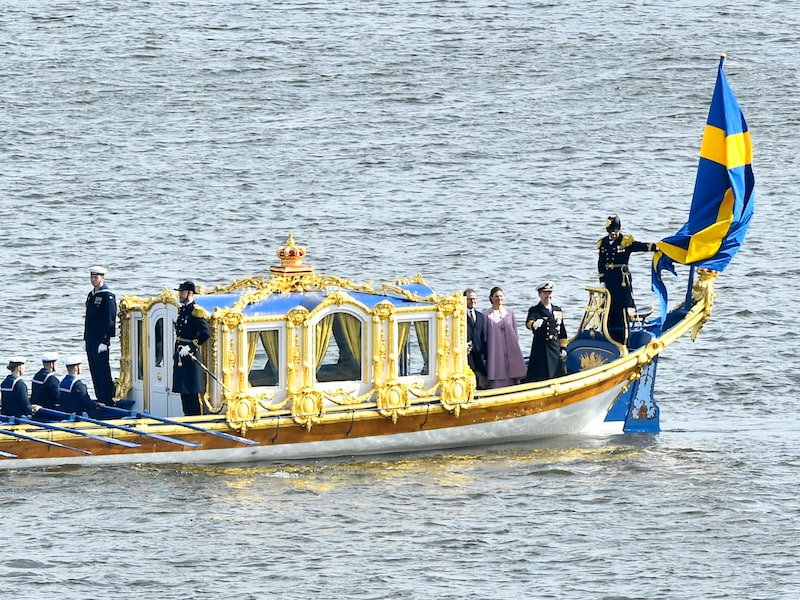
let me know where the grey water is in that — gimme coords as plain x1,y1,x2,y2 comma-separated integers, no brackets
1,1,798,598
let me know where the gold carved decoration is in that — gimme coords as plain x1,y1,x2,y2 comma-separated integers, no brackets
287,307,309,327
291,389,323,430
579,352,608,370
376,382,410,423
226,393,257,433
691,268,717,341
440,374,474,417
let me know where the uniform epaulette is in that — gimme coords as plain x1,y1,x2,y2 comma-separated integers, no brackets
192,305,209,319
597,238,604,249
620,234,635,248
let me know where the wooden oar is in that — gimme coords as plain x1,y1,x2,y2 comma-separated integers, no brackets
0,426,92,455
12,416,141,449
36,408,201,448
102,405,259,446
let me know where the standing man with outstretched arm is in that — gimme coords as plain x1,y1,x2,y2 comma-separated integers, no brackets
84,266,117,405
173,281,211,416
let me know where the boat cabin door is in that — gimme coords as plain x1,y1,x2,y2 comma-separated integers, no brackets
146,303,181,417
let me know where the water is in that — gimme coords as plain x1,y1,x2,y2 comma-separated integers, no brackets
1,1,798,597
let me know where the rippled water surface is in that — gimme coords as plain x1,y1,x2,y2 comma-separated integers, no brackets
1,1,798,598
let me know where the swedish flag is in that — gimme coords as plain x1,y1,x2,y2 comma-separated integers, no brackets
652,56,755,322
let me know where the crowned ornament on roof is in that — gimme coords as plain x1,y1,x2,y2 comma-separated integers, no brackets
270,233,314,277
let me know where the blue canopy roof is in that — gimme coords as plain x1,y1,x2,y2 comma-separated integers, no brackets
193,283,437,318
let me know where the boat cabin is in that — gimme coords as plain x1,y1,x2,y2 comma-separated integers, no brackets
116,235,474,428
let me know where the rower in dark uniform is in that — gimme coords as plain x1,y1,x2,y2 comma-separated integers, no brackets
597,215,656,344
31,351,61,410
1,356,37,418
173,281,211,416
59,355,103,418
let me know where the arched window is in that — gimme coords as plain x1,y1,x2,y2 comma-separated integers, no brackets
315,312,362,382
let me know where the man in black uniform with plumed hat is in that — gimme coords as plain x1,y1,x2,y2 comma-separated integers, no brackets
597,216,656,344
173,281,211,416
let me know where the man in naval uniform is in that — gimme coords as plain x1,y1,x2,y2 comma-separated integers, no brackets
84,265,117,405
173,281,211,416
31,351,61,410
59,356,103,418
597,216,656,344
524,281,568,383
1,356,37,418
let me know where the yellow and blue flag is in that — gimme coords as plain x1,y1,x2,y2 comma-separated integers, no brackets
652,56,755,323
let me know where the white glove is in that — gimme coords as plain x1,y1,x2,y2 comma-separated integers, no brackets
98,343,108,353
178,345,191,357
532,318,544,330
560,349,567,359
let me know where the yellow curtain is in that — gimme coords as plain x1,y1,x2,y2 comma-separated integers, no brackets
247,331,259,370
414,321,430,375
315,314,334,369
262,330,279,370
398,322,411,376
337,314,362,368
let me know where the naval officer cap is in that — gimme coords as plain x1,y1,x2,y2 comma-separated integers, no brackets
536,281,555,293
65,355,83,366
176,280,196,293
41,351,59,362
89,265,107,276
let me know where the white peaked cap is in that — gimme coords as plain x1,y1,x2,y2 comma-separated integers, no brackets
89,265,107,275
41,352,59,362
65,355,83,366
7,356,26,365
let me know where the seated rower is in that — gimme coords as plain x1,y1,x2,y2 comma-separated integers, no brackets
59,356,103,418
32,352,61,411
1,356,40,418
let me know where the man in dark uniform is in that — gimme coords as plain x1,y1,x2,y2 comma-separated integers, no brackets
524,281,568,383
31,351,61,410
173,281,211,416
59,356,103,418
1,356,37,418
84,265,117,405
464,289,487,388
597,216,656,344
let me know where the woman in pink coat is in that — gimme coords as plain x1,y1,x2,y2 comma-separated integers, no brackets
482,286,527,388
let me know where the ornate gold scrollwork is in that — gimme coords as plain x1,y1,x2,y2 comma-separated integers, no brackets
440,374,474,417
287,306,309,327
437,295,459,316
216,310,243,330
226,393,258,433
376,382,410,423
691,268,718,340
372,300,394,320
290,389,323,430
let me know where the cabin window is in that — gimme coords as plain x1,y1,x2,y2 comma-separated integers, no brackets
398,319,431,376
315,313,362,382
135,317,144,381
247,329,281,387
154,317,164,368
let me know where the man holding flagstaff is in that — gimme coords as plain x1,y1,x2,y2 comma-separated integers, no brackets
598,216,656,344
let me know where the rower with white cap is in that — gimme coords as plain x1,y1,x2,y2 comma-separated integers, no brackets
1,356,38,417
59,355,103,418
84,265,117,405
31,352,62,410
